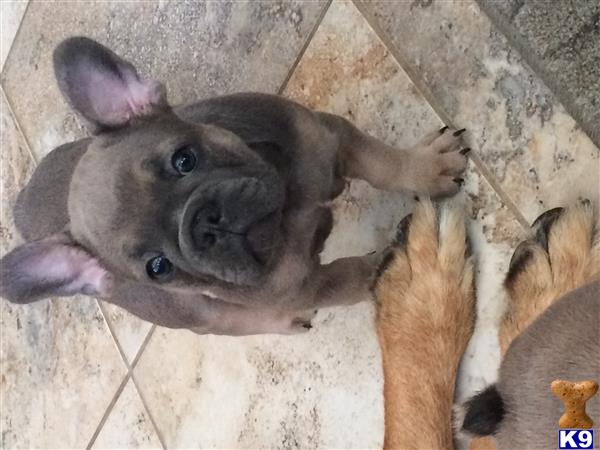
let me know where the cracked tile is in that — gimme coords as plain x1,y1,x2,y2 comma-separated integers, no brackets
366,0,599,223
92,378,162,449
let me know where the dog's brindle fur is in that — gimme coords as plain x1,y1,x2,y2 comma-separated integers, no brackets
0,37,468,335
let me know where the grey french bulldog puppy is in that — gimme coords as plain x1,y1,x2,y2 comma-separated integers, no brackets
0,37,468,335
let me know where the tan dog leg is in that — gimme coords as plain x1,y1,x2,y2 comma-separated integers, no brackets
500,201,599,355
375,199,475,449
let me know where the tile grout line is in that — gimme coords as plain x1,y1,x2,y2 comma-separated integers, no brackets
86,323,160,449
277,0,333,95
1,84,38,436
352,0,531,232
85,371,132,450
96,300,131,367
0,0,32,79
0,85,38,166
131,372,168,449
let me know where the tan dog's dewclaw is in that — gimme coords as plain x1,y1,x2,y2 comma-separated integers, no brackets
375,199,475,449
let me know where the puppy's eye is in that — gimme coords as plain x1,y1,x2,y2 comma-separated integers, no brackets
171,147,197,175
146,255,173,280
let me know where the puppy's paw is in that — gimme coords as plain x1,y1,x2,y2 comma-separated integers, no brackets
404,126,470,198
501,200,598,352
284,309,318,334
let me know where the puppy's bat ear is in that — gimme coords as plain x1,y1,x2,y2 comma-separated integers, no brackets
14,141,88,242
0,232,113,304
53,36,169,131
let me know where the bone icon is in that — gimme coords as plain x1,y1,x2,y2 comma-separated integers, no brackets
551,380,599,429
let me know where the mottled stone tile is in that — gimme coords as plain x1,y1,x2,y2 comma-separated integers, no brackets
135,313,383,449
100,302,153,365
1,93,127,447
0,0,28,72
366,0,600,222
1,298,127,448
133,1,524,447
2,0,326,161
0,89,33,254
92,379,162,449
478,0,600,146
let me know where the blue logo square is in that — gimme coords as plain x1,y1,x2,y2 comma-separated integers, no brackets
558,429,594,449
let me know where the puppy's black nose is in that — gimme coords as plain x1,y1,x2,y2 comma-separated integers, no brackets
200,232,217,247
192,203,225,250
194,202,223,227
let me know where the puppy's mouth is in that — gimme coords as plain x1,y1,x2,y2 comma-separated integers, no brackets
244,209,281,266
189,207,280,266
178,175,285,285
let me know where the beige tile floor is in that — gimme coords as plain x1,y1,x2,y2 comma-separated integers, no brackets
1,1,598,448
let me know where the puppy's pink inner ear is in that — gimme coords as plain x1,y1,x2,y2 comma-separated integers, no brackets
87,69,166,126
125,75,167,117
29,243,113,296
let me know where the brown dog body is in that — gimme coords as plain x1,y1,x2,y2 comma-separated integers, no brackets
0,37,468,335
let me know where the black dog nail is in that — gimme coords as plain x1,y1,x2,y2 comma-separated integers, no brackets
394,213,413,247
532,207,564,252
302,323,313,329
460,147,471,155
453,128,466,136
439,125,449,133
454,177,464,186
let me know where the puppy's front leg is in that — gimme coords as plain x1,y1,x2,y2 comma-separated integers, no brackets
300,254,379,308
319,113,468,197
191,299,317,336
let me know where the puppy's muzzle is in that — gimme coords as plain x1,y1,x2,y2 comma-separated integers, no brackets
178,176,284,283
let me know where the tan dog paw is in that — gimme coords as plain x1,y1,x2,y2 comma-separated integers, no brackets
500,201,598,353
375,198,474,344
